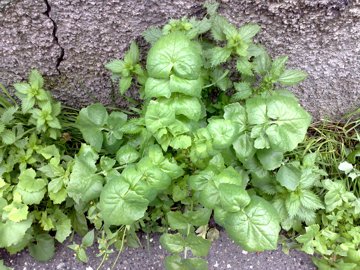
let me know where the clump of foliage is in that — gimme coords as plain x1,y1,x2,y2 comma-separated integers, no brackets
0,71,76,262
292,115,360,269
1,2,358,270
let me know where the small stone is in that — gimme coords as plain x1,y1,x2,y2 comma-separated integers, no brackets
242,250,248,255
214,261,219,268
85,267,94,270
56,263,66,269
226,264,231,269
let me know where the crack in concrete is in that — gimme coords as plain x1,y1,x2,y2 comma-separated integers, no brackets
43,0,64,75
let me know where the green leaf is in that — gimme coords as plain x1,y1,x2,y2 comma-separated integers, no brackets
208,47,232,66
67,144,104,203
76,104,108,151
170,135,192,149
278,70,307,85
1,106,17,124
299,190,323,210
81,230,94,248
285,192,301,218
0,218,32,248
145,100,175,133
167,211,189,232
116,145,140,165
224,197,280,251
142,26,163,44
219,183,251,212
223,103,247,134
16,168,47,205
210,67,232,91
105,60,125,74
257,149,283,170
70,211,88,237
124,42,140,65
76,248,88,263
29,234,55,262
236,57,253,76
211,16,227,41
29,69,44,90
169,75,203,97
160,233,185,254
184,208,212,227
276,164,301,191
247,95,311,152
186,234,211,257
119,76,132,94
165,95,202,121
99,179,149,225
232,82,252,101
207,119,237,149
253,50,271,75
146,32,202,80
1,129,16,145
145,78,171,98
53,209,72,243
233,133,256,161
238,23,261,42
204,1,219,16
270,56,288,79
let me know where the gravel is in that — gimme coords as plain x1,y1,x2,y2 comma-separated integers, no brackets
0,231,315,270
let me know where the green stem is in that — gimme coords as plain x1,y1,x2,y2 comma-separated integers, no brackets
96,253,107,270
111,227,127,269
184,201,193,259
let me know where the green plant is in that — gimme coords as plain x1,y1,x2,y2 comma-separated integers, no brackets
296,178,360,269
99,2,312,268
0,71,77,262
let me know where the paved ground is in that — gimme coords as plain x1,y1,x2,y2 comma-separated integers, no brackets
0,232,315,270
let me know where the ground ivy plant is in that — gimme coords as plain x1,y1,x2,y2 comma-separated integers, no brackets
100,2,311,269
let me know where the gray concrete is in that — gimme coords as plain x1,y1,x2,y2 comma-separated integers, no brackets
0,232,315,270
0,0,359,119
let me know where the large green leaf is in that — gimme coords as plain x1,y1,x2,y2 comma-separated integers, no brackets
169,75,203,97
207,119,237,149
257,149,283,170
145,100,175,133
99,179,149,225
160,233,185,254
224,197,280,251
232,133,256,162
146,32,202,80
219,183,250,212
164,95,203,121
246,95,311,152
28,234,55,262
276,164,301,191
67,144,104,203
16,169,47,205
76,104,108,151
223,103,247,134
0,218,32,248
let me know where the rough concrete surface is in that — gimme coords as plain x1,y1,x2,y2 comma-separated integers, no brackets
0,0,359,118
0,232,315,270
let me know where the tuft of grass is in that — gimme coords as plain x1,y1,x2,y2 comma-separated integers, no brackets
287,109,360,196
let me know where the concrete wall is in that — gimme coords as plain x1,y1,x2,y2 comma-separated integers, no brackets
1,0,359,119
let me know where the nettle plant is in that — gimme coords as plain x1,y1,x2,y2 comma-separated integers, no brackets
74,2,314,268
0,71,75,261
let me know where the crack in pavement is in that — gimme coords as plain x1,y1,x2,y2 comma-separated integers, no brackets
43,0,64,75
